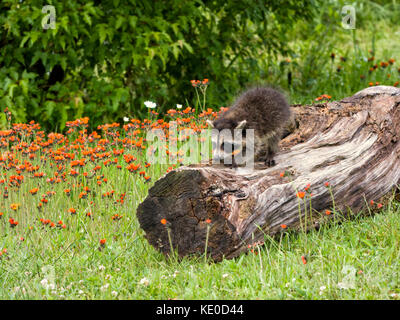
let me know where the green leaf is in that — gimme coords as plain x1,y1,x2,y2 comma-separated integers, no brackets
128,16,137,29
29,31,40,47
45,101,56,119
83,12,92,26
115,16,125,30
98,24,107,44
8,84,18,98
20,35,30,48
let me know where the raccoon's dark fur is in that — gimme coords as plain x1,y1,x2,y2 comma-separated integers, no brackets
209,87,291,167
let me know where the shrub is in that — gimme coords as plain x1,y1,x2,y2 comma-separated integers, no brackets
0,0,316,130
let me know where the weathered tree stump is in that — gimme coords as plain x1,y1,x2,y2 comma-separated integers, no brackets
137,86,400,261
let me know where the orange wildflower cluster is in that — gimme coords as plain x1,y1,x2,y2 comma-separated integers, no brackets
315,94,332,102
0,103,229,247
247,241,264,255
329,52,400,89
111,214,122,221
0,248,7,258
190,79,209,87
8,218,18,228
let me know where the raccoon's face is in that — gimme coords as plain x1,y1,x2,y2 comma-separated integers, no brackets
207,120,248,165
210,133,244,164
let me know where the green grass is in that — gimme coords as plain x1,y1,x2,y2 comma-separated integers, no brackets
2,196,399,299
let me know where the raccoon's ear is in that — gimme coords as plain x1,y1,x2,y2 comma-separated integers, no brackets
206,120,215,128
235,120,247,130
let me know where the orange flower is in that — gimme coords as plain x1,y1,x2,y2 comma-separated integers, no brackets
280,224,287,229
10,203,20,211
126,163,140,172
301,255,307,265
325,210,331,215
100,239,106,245
296,191,305,199
9,218,18,227
205,218,211,224
160,218,167,225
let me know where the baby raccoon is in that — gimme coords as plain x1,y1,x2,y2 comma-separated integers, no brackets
207,87,291,167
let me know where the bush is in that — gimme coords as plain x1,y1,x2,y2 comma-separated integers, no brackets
0,0,316,130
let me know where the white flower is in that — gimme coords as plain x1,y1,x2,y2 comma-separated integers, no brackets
105,274,112,280
173,270,179,278
176,104,182,109
115,268,120,272
111,291,118,297
144,101,156,109
100,283,110,292
99,265,106,271
222,273,229,279
139,277,150,286
78,290,84,295
123,117,129,122
319,285,326,295
40,278,55,290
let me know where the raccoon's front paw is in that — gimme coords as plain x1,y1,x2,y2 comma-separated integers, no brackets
265,158,276,167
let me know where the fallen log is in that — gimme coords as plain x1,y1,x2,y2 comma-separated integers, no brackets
137,86,400,261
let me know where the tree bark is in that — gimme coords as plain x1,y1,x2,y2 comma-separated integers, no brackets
137,86,400,261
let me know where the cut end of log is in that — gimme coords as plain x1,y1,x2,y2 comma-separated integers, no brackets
137,86,400,261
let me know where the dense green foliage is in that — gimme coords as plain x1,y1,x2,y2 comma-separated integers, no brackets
0,0,315,130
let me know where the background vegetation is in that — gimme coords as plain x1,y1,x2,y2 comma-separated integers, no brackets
1,0,315,130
